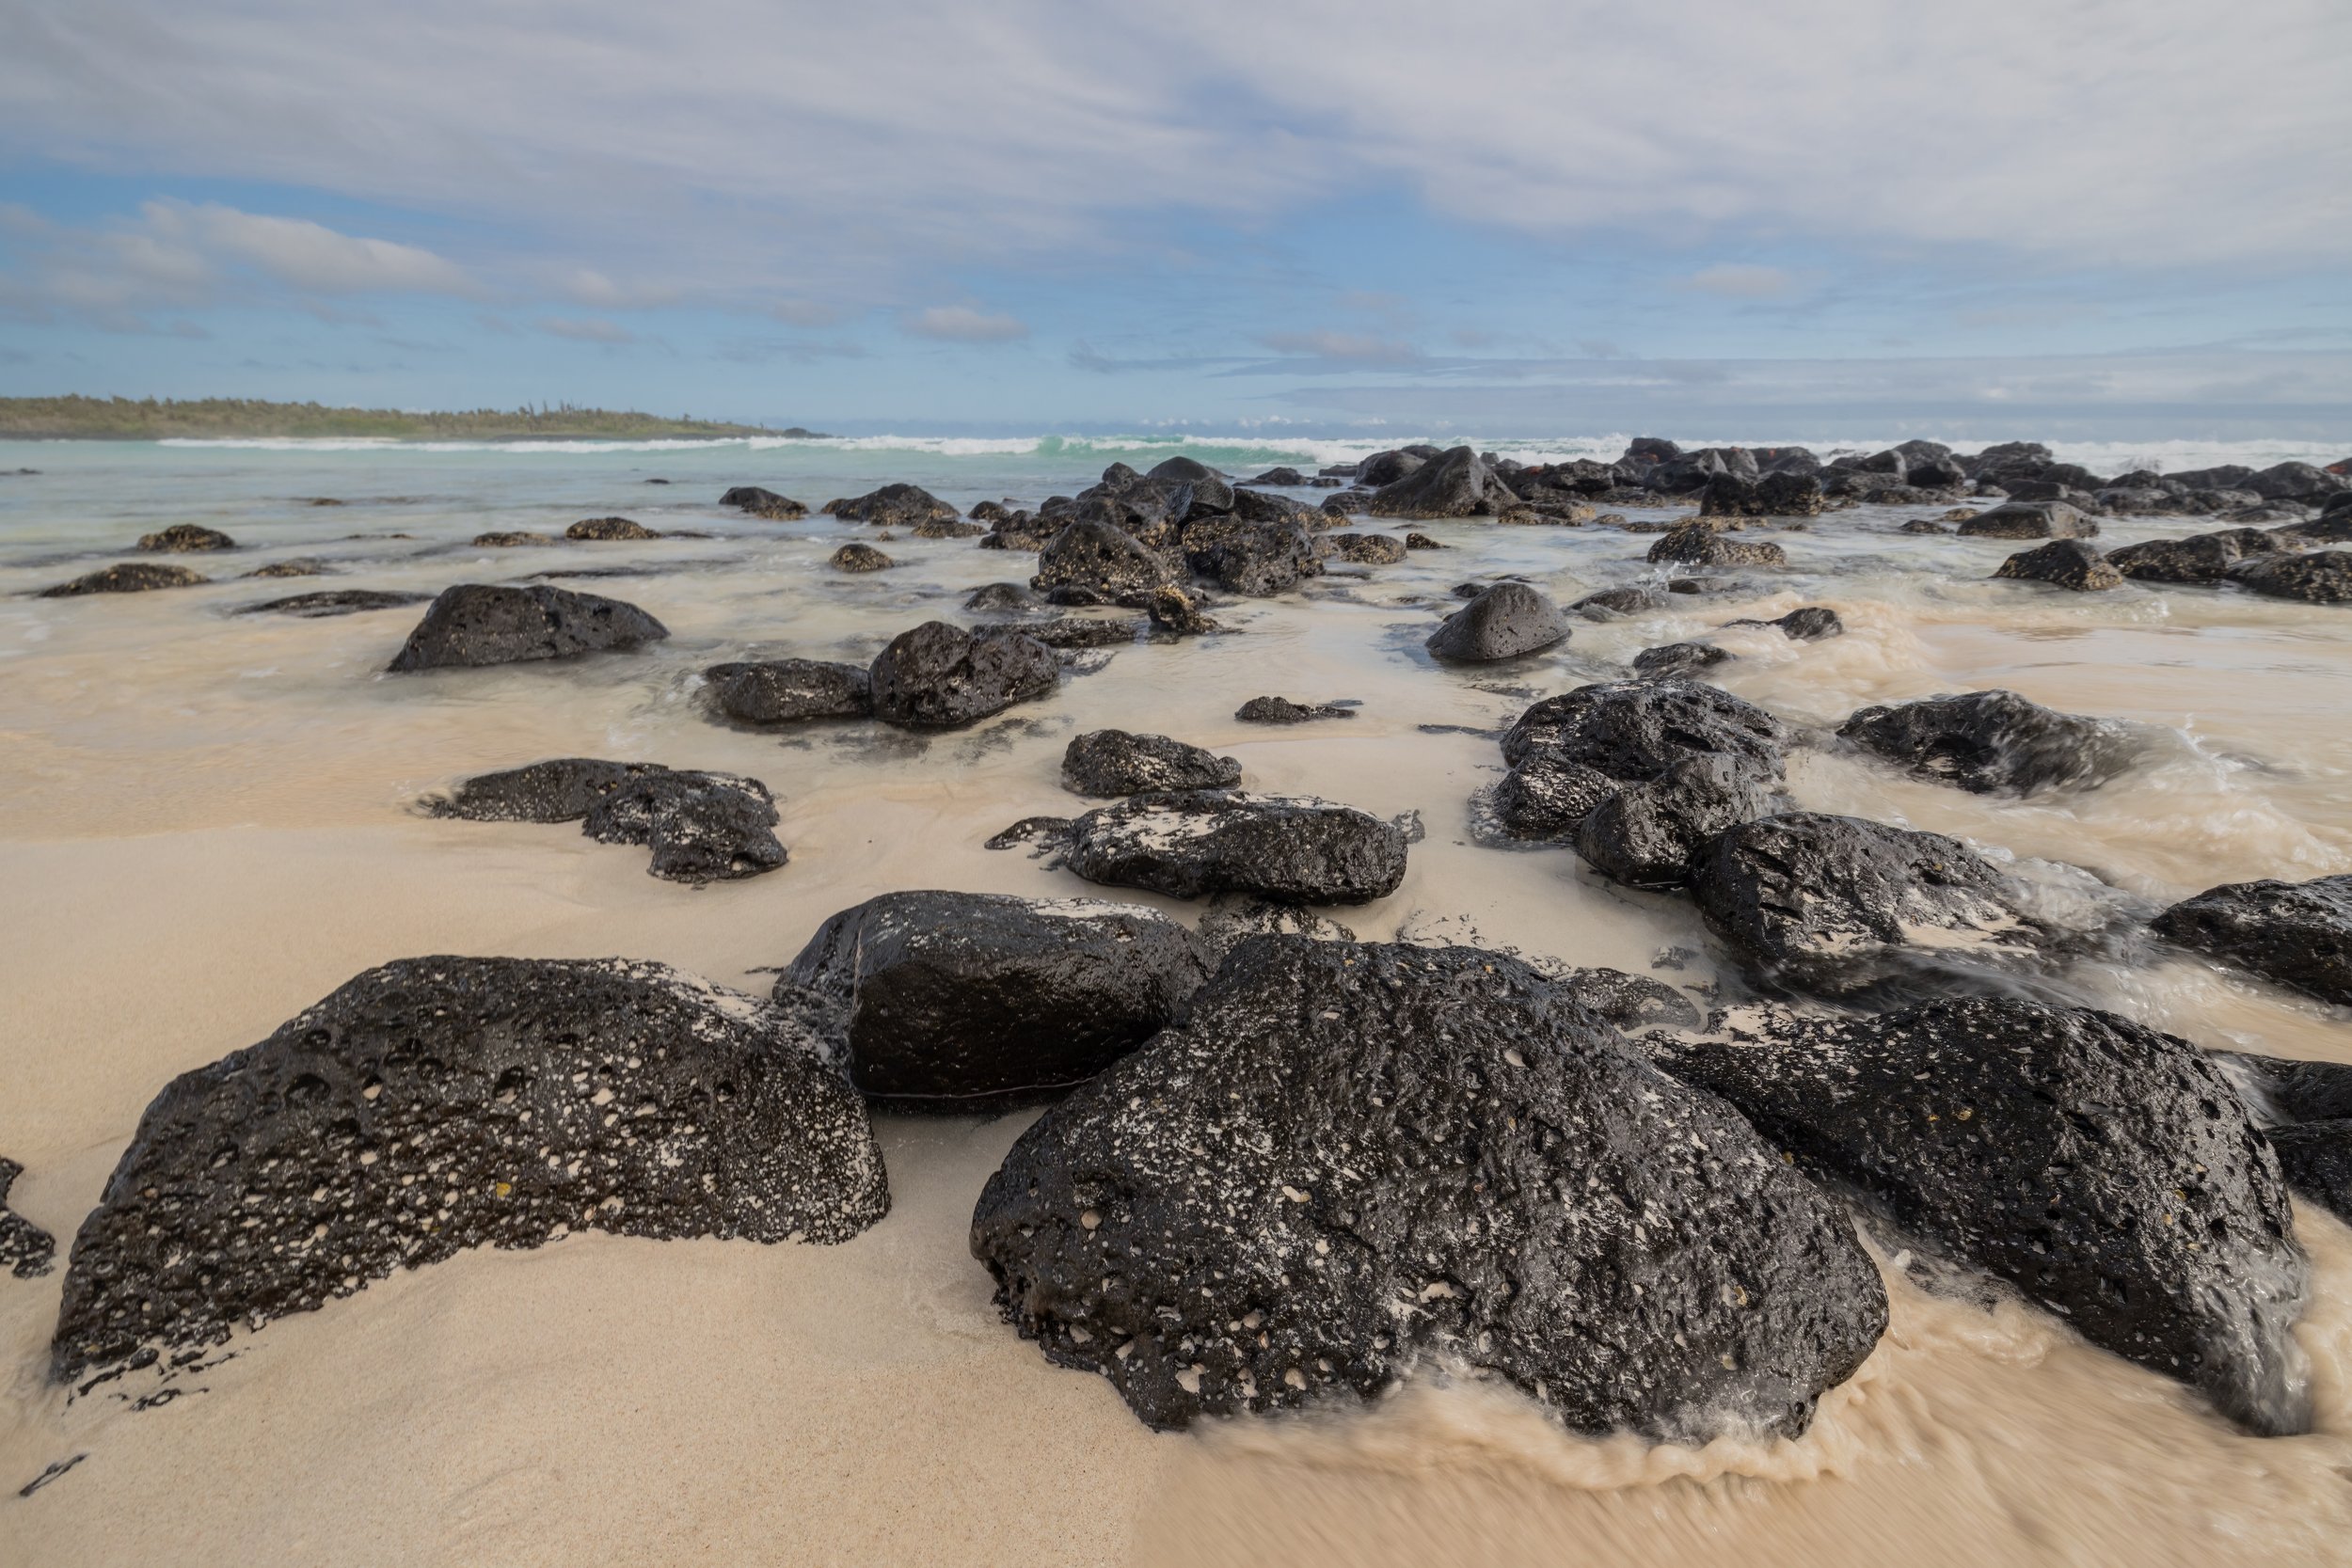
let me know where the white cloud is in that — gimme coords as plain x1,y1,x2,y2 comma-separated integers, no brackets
146,201,475,293
1683,264,1795,300
536,315,634,343
903,306,1028,342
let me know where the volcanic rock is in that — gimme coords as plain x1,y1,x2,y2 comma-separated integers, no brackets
2228,551,2352,604
1502,680,1788,782
826,483,960,528
1063,730,1241,797
1837,689,2137,795
1048,793,1407,904
2153,875,2352,1006
39,562,209,596
1994,539,2122,591
720,485,809,519
1367,446,1516,518
1,1158,54,1278
868,621,1057,729
1033,519,1176,600
567,516,660,542
1574,754,1783,888
831,542,895,573
233,590,436,618
429,757,786,882
1425,582,1569,661
137,524,237,552
385,583,668,672
1235,696,1353,724
1958,502,2100,540
1646,522,1788,568
704,659,873,723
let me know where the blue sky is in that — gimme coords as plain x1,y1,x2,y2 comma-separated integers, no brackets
2,0,2348,437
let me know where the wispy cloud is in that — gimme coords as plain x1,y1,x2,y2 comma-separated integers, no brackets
1258,329,1422,362
1682,263,1796,300
903,305,1028,342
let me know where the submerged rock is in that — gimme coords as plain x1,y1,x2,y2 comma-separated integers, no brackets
1724,606,1843,641
782,891,1209,1105
964,581,1041,613
704,658,873,723
1570,586,1666,619
1,1157,55,1278
242,559,333,578
985,615,1145,649
233,589,435,618
1690,813,2038,999
470,531,558,547
1646,522,1788,568
1837,689,2138,795
429,757,787,882
2153,875,2352,1006
720,485,808,519
1327,532,1407,564
1235,696,1353,724
1656,998,2310,1435
566,516,660,542
39,562,209,597
2229,551,2352,604
830,542,895,573
1959,502,2099,540
1051,793,1407,904
137,523,236,552
1630,641,1731,678
1994,539,2123,592
385,584,670,672
51,957,888,1382
1425,582,1570,661
1063,730,1241,797
1145,586,1218,635
868,622,1058,730
971,937,1886,1436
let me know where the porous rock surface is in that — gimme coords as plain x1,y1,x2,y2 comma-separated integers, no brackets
1656,998,2311,1434
52,957,888,1382
1837,689,2138,795
1425,582,1570,661
1026,793,1408,905
971,937,1887,1435
704,658,873,723
234,590,435,618
429,757,787,882
2153,875,2352,1006
781,891,1209,1104
1994,539,2123,592
867,621,1058,729
1234,695,1352,724
2,1158,55,1279
39,562,210,597
1062,730,1241,797
567,516,660,542
386,583,670,672
1574,753,1785,888
2229,551,2352,604
137,523,237,552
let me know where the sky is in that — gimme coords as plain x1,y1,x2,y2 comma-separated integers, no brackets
1,0,2348,438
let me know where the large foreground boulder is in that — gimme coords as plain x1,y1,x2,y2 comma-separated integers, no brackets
1063,730,1240,796
1837,689,2139,795
385,584,670,672
52,957,888,1381
971,937,1887,1435
2153,875,2352,1006
868,622,1058,729
1425,582,1570,661
1691,813,2040,999
1656,998,2311,1435
704,658,872,723
781,891,1209,1105
428,757,787,882
1022,794,1407,904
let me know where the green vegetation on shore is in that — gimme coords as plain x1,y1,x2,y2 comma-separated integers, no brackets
0,396,823,441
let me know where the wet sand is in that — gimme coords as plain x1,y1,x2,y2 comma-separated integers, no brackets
5,441,2352,1564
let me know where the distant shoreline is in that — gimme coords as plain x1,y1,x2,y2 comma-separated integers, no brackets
0,396,826,442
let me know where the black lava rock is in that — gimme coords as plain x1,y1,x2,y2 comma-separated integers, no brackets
1724,606,1844,641
971,937,1886,1436
1179,515,1321,596
471,531,558,547
963,581,1041,613
983,615,1145,649
1837,689,2138,795
1047,793,1407,904
1032,520,1177,600
2106,529,2280,585
704,658,872,723
385,584,669,672
826,483,960,528
1,1157,55,1278
137,523,237,552
1958,502,2099,540
2229,550,2352,604
1630,641,1732,679
40,562,210,596
1489,753,1619,839
243,559,333,578
1146,586,1218,635
1366,446,1516,518
1690,813,2038,999
867,621,1058,730
567,516,661,541
1426,582,1570,661
781,891,1210,1105
1646,522,1787,567
233,590,435,618
1655,998,2311,1435
1570,586,1666,619
1063,730,1241,796
51,957,889,1382
1994,539,2123,591
428,757,787,882
720,485,809,519
830,542,895,572
1327,532,1406,564
1574,754,1784,888
1235,695,1353,724
2153,875,2352,1006
1502,680,1788,782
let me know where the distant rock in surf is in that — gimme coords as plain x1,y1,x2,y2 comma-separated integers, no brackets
830,542,895,572
720,485,808,519
824,483,960,529
566,515,661,541
137,523,237,552
1994,538,2123,591
1234,695,1351,724
234,589,435,618
38,562,210,596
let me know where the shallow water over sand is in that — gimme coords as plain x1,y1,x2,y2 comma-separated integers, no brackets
3,437,2350,1565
